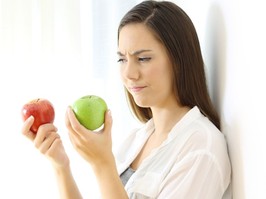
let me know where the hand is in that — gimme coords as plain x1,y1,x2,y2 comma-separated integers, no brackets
65,106,114,169
21,116,70,169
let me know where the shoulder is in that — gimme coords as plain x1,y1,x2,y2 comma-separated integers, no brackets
177,106,227,152
174,107,231,183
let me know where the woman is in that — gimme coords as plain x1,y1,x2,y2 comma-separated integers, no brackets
22,1,231,198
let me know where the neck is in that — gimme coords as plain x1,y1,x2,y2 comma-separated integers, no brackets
151,104,190,136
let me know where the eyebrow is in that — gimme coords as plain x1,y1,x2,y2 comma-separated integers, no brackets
117,49,152,56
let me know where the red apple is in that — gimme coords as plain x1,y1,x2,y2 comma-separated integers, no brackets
21,98,55,134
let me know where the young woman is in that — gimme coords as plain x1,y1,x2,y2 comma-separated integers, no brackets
22,1,231,198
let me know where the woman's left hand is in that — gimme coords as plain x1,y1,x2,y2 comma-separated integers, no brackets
65,106,114,169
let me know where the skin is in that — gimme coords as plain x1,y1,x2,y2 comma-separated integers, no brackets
22,108,127,199
118,24,190,169
21,23,190,198
21,116,82,199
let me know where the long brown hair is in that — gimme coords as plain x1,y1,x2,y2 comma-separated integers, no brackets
118,0,220,130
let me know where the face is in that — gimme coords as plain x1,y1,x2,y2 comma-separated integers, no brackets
118,23,175,108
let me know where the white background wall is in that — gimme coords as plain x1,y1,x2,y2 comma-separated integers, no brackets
217,0,266,198
0,0,139,198
0,0,265,198
178,0,266,198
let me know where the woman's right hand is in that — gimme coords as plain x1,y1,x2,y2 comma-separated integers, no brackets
21,116,70,169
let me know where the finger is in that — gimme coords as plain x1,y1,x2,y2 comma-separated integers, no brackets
65,106,81,135
21,115,36,141
103,109,113,136
65,107,84,146
39,132,60,155
68,129,82,151
66,106,89,136
34,124,58,149
47,137,63,156
65,106,73,131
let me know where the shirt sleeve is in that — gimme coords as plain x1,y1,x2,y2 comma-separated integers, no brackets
157,150,227,199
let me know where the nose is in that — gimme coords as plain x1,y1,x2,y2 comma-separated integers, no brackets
121,60,140,80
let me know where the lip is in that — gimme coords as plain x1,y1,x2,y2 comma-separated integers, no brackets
129,86,146,93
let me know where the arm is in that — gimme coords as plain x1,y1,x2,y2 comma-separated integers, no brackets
92,156,128,199
65,107,128,199
22,116,82,199
53,164,83,199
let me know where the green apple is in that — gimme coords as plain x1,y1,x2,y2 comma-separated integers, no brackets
71,95,108,130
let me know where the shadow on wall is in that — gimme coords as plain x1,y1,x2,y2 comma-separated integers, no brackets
204,3,245,199
204,3,226,114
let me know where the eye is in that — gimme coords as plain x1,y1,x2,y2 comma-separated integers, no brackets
117,58,127,63
138,57,151,62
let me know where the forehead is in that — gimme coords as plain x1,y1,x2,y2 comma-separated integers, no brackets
118,23,163,53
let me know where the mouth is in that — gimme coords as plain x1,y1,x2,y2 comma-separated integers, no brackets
128,86,146,93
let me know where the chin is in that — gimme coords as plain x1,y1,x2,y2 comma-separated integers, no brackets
134,98,150,108
129,92,150,108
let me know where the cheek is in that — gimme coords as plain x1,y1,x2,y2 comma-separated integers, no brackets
148,65,170,81
151,66,173,89
145,68,157,77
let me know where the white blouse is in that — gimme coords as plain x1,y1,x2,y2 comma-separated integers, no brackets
115,106,231,199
